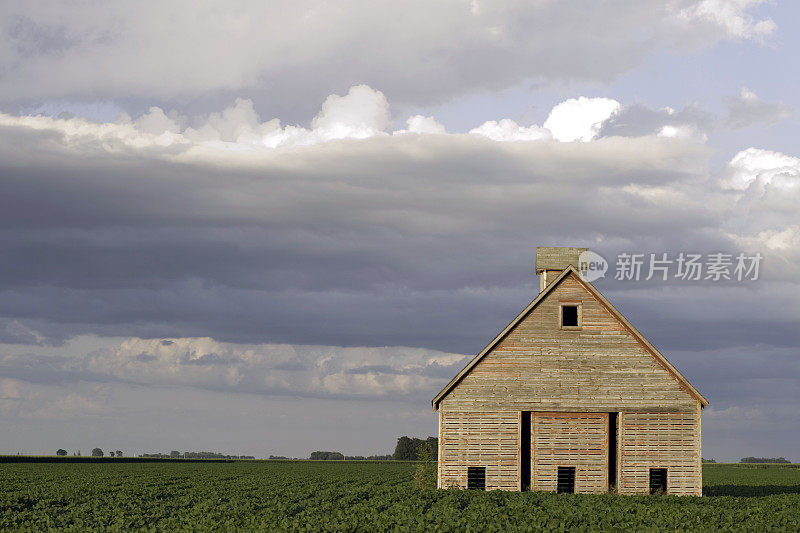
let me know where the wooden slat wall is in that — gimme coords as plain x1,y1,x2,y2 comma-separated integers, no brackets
532,412,608,493
440,275,697,413
619,409,701,496
439,410,519,490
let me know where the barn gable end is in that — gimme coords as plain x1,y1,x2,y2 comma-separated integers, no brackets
433,266,706,412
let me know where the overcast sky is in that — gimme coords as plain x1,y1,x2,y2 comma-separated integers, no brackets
1,1,798,462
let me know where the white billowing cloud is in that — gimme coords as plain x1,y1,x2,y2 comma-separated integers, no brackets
721,147,800,281
26,391,104,420
0,337,470,400
10,87,785,161
0,111,175,149
596,102,715,139
543,97,621,142
722,147,800,190
468,119,551,142
0,377,104,420
1,85,394,154
396,115,447,135
132,106,182,136
2,320,48,346
311,85,390,140
184,98,280,143
678,0,776,41
704,405,764,430
730,225,800,276
0,88,663,161
658,124,707,141
183,87,390,147
726,87,792,129
756,225,800,252
0,378,23,401
0,1,778,107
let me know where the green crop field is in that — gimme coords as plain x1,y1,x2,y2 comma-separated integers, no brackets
1,461,799,531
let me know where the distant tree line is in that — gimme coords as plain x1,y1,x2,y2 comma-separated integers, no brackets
307,435,440,461
307,451,394,460
138,451,254,459
393,436,438,461
701,458,716,463
309,451,345,460
740,457,791,464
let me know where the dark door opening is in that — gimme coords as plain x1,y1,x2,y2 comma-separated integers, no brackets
608,412,618,491
520,411,531,491
467,467,486,490
557,466,575,493
649,468,667,494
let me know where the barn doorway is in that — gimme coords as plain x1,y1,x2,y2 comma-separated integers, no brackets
520,411,531,491
532,412,608,492
608,412,618,491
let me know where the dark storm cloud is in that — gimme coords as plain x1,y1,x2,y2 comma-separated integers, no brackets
0,114,797,357
0,119,737,352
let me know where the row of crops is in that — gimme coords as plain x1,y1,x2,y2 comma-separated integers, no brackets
1,461,799,531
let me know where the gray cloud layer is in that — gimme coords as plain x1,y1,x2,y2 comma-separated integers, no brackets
0,1,776,113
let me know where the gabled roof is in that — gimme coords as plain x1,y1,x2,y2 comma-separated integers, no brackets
432,265,708,410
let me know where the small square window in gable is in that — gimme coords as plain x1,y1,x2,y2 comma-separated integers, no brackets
559,302,581,329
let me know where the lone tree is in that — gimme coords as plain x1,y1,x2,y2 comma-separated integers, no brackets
56,449,67,456
394,436,438,460
115,450,123,457
394,437,417,460
91,448,103,457
170,450,181,458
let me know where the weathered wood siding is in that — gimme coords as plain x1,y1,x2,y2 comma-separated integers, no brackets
438,271,702,492
439,273,698,413
439,410,518,490
532,412,608,493
619,409,701,496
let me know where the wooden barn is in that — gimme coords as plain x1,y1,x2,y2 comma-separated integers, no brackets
433,247,707,495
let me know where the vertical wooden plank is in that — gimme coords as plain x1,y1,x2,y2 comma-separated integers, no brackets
437,408,443,489
616,412,623,492
517,411,522,491
696,402,702,496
